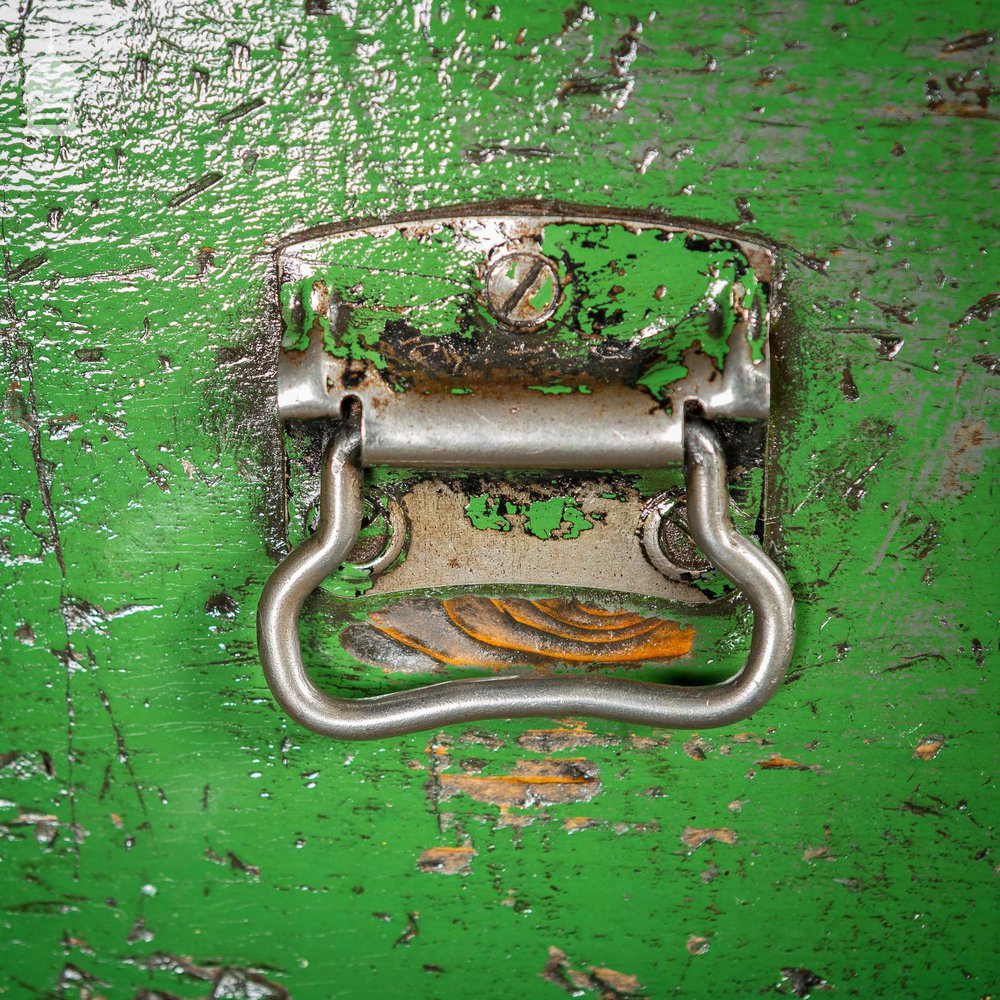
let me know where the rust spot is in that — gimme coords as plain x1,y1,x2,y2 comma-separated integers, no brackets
416,844,476,876
368,596,693,667
682,735,710,760
680,826,738,849
914,735,945,761
204,592,239,619
436,758,600,808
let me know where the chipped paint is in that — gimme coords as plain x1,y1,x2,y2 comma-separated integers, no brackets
542,947,647,1000
435,758,601,809
913,736,946,761
680,827,739,850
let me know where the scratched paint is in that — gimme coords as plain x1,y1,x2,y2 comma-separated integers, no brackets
0,2,997,998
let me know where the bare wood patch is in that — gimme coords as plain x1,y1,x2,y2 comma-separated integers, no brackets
802,846,835,862
416,844,476,876
436,758,600,808
680,826,738,849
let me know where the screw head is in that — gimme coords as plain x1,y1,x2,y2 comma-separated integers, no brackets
639,494,714,582
484,251,561,329
657,501,713,575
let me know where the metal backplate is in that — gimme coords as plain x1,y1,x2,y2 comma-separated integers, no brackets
275,202,776,680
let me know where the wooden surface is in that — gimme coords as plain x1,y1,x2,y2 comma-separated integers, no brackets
0,1,996,997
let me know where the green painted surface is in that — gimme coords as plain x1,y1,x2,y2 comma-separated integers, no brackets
464,494,597,539
0,1,996,998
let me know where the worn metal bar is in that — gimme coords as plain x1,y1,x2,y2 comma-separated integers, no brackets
257,414,795,739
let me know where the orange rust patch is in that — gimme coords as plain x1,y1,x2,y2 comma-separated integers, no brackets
914,735,945,761
681,826,738,849
369,595,693,667
437,758,600,808
444,596,694,662
416,844,477,876
533,598,646,628
757,754,820,772
495,599,661,641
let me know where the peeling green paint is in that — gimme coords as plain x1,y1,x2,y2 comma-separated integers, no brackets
465,493,515,532
465,493,598,540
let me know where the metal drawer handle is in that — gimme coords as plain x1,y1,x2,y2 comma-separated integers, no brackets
257,414,795,740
